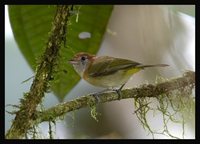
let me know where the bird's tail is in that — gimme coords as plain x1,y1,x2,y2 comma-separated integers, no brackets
137,64,169,69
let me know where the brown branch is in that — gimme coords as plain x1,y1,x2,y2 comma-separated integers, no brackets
6,5,71,139
36,71,195,123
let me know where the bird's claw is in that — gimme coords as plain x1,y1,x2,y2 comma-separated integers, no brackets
113,83,125,100
92,93,101,103
114,89,122,100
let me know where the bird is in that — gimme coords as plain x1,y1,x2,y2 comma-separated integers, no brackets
69,52,168,100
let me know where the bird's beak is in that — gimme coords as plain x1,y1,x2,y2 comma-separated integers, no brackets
68,59,78,65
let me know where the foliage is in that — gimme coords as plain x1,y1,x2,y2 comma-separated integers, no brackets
9,5,113,100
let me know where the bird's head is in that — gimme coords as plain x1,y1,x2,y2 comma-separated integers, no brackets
69,52,96,77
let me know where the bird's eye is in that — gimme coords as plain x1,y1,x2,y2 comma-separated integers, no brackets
81,56,86,61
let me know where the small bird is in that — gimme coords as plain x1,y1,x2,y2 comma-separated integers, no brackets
69,52,168,99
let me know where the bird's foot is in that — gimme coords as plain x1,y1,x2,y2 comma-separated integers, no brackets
114,89,122,100
91,89,110,103
92,93,101,103
113,84,126,100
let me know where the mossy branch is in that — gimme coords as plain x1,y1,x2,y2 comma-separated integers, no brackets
6,5,71,139
5,4,195,139
36,71,195,123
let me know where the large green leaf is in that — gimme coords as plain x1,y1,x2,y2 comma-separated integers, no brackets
9,5,113,100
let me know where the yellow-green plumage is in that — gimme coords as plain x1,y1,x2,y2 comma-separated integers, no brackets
83,56,142,88
70,52,168,89
125,67,141,75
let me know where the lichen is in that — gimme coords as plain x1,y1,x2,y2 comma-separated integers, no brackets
90,105,100,122
133,76,195,139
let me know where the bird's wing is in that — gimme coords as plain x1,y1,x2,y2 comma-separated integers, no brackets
87,56,141,77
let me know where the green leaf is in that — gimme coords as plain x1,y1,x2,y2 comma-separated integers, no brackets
9,5,113,101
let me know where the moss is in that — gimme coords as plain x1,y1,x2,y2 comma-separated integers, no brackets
6,5,72,139
133,75,195,139
90,105,100,122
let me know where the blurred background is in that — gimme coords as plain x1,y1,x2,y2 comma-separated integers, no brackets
5,5,195,139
